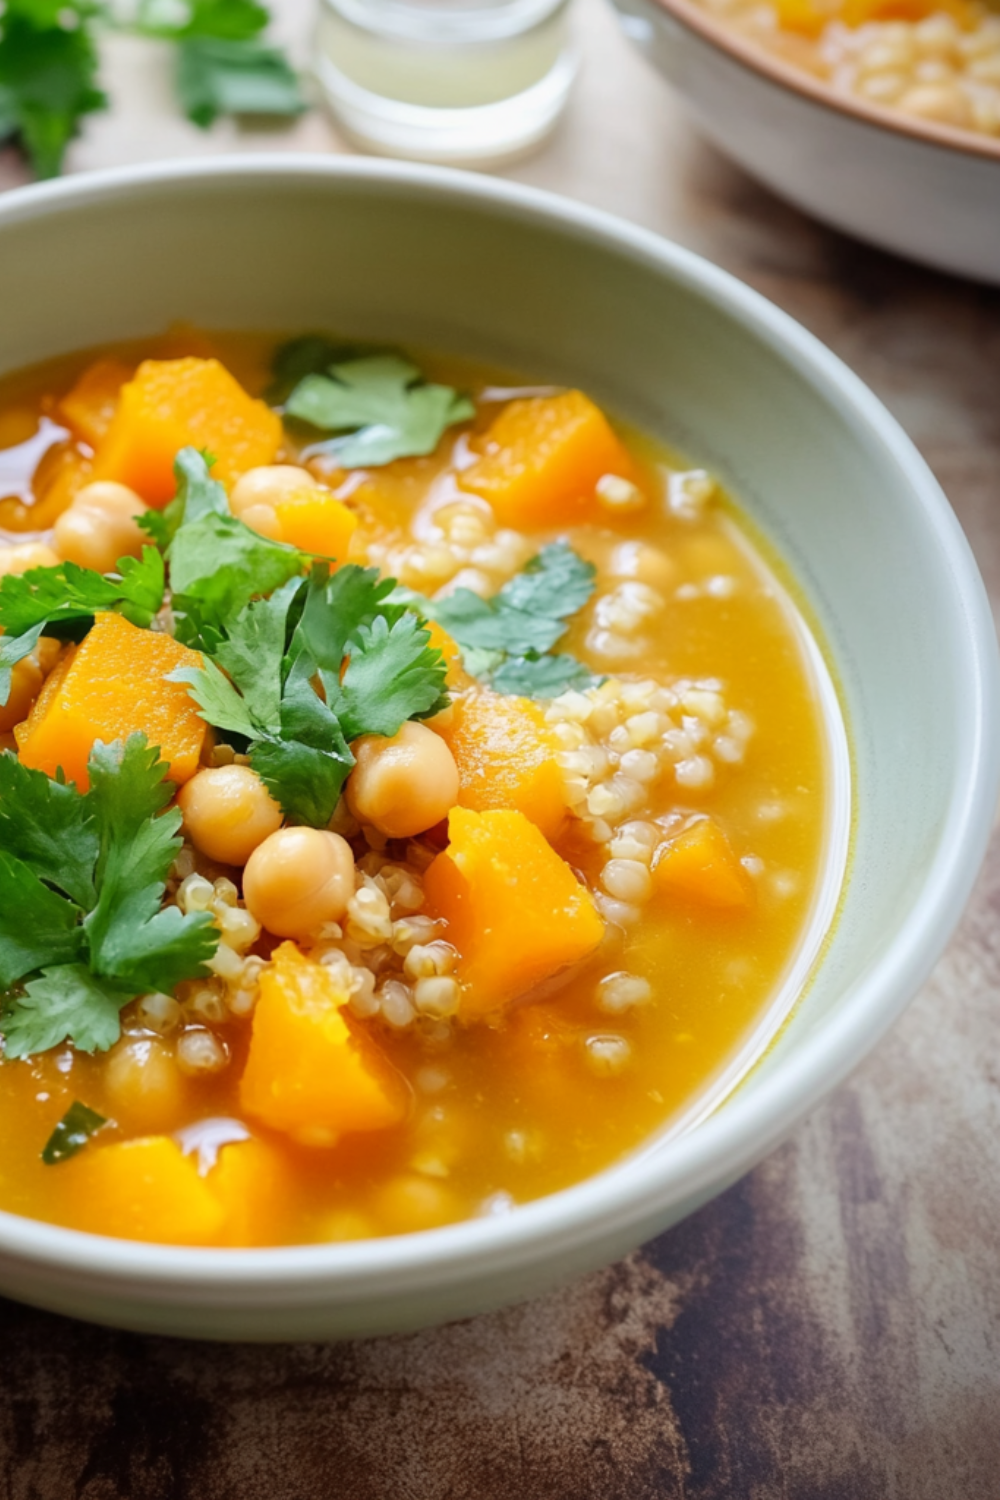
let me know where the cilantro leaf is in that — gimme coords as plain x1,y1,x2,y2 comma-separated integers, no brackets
82,736,217,992
41,1099,110,1164
0,754,98,908
285,355,475,468
0,5,106,180
417,542,599,700
336,613,449,740
491,652,599,698
212,577,303,731
266,334,376,406
3,966,131,1060
165,449,307,628
0,851,84,989
136,0,269,41
0,547,165,640
170,656,258,740
176,36,304,127
250,673,354,827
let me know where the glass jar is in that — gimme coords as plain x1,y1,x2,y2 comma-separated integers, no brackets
315,0,577,167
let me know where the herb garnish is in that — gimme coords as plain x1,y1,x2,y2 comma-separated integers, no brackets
172,562,449,827
41,1100,109,1164
284,354,475,468
0,547,165,709
412,541,601,699
0,0,106,180
0,737,218,1060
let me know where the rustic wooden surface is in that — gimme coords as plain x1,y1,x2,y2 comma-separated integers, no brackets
2,1,1000,1494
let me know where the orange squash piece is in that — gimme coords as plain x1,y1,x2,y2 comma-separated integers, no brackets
57,358,133,448
92,357,282,507
208,1138,292,1247
435,690,567,841
273,491,358,562
652,817,754,910
17,611,206,790
458,390,638,527
0,653,43,733
423,807,604,1021
240,942,409,1143
60,1136,225,1245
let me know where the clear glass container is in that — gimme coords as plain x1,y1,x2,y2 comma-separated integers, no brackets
315,0,577,167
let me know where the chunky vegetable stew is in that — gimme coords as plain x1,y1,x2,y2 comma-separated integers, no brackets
0,330,838,1246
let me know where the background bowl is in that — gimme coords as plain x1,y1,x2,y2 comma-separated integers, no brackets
612,0,1000,284
0,158,996,1341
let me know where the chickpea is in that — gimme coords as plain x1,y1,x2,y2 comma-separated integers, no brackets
237,502,285,541
177,765,284,866
896,82,974,127
243,827,355,938
103,1037,187,1131
346,721,459,839
229,465,320,517
52,481,148,574
0,654,43,733
0,542,59,578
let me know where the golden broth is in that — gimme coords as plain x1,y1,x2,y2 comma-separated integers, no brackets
0,332,840,1245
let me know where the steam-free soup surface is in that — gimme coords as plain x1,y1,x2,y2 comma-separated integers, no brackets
0,330,833,1246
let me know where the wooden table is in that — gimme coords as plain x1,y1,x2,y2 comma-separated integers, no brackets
2,2,999,1494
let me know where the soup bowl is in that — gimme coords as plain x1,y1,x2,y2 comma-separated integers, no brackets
0,158,996,1341
612,0,1000,283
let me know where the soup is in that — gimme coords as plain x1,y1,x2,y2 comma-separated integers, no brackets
694,0,1000,139
0,330,841,1247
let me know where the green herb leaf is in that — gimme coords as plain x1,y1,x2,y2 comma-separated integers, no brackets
285,355,474,468
82,736,217,992
176,35,304,127
490,652,599,698
0,5,106,180
0,622,45,710
165,448,307,628
3,966,132,1060
418,542,599,699
135,0,269,41
0,850,84,990
266,334,376,406
0,754,98,908
336,613,449,740
41,1099,109,1165
212,576,303,732
0,547,165,640
170,656,259,740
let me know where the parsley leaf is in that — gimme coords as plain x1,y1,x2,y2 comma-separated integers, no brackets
174,561,448,826
0,547,165,639
425,542,601,699
285,355,475,468
0,736,219,1059
0,851,84,990
4,966,131,1060
0,3,106,180
176,36,304,127
41,1098,110,1164
0,755,98,908
83,737,218,993
164,448,307,634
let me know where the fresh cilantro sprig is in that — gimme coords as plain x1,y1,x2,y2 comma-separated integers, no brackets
284,354,475,469
140,448,307,646
0,0,107,179
0,737,218,1060
172,563,449,827
134,0,304,129
0,547,165,709
415,542,601,699
41,1099,110,1164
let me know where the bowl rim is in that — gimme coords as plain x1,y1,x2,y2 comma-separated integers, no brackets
0,154,996,1303
622,0,1000,163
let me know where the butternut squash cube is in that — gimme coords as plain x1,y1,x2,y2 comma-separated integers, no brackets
208,1138,293,1247
458,390,638,527
652,817,754,910
435,690,567,841
57,358,133,447
93,357,282,507
273,491,358,562
61,1136,225,1245
423,807,604,1021
240,942,409,1142
0,652,43,733
17,611,206,790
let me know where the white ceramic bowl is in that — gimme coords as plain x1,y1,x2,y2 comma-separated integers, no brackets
613,0,1000,284
0,158,996,1341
